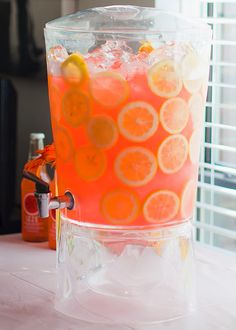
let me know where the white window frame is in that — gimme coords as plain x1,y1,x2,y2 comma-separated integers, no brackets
155,0,236,252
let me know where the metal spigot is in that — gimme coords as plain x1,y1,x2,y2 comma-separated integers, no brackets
22,170,74,218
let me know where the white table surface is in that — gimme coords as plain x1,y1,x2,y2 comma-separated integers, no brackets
0,234,236,330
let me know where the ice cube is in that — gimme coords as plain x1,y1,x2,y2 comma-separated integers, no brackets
85,40,133,73
47,45,68,75
108,244,164,290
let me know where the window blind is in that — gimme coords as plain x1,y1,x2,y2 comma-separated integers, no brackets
195,0,236,252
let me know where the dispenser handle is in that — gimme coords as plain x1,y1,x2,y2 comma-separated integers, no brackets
22,170,50,193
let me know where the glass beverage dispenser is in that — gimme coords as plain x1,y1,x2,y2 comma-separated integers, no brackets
43,6,211,324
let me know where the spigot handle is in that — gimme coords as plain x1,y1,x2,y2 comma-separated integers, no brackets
22,170,50,193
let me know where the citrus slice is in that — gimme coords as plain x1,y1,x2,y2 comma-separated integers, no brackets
160,97,189,134
90,71,129,107
181,52,206,94
118,101,158,142
62,89,90,127
143,190,180,223
55,127,73,162
179,237,190,260
148,59,182,98
101,188,140,225
61,53,89,85
181,179,197,219
138,41,154,54
48,85,61,122
75,146,106,181
115,147,157,186
87,115,118,149
158,135,188,174
189,129,202,164
188,93,204,129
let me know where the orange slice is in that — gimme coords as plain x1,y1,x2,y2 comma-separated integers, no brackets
181,52,206,94
189,129,202,164
148,59,182,98
90,71,129,108
158,135,188,174
181,179,197,219
118,101,158,142
87,115,118,149
55,127,73,162
75,146,106,181
188,93,204,129
115,147,157,186
61,53,89,85
143,190,180,223
101,188,140,225
160,97,189,134
62,89,90,127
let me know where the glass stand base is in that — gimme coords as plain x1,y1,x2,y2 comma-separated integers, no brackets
55,219,196,324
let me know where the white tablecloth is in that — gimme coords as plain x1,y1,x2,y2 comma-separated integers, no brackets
0,234,236,330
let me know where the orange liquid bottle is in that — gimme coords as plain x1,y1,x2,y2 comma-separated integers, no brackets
21,133,48,242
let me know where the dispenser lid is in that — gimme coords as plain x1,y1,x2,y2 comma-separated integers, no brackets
45,5,211,40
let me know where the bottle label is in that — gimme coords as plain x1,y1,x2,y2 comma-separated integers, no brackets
23,193,38,216
23,193,46,233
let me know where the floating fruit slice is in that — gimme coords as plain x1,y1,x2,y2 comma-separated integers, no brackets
61,53,89,85
118,101,158,142
75,146,106,181
87,115,118,149
181,179,197,219
143,190,180,223
148,59,182,98
158,135,188,174
55,127,73,162
189,129,202,164
181,52,206,94
160,97,189,134
179,237,190,260
115,147,157,186
62,89,90,127
188,93,204,129
90,71,129,107
24,193,38,216
138,41,154,54
48,85,61,122
101,188,140,225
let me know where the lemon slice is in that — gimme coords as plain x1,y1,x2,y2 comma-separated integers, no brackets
148,59,182,98
160,97,189,134
115,146,157,186
75,146,106,181
143,190,180,223
101,188,140,225
118,101,158,142
189,129,202,164
87,115,118,149
188,93,204,129
181,179,197,219
158,135,188,174
90,71,129,107
61,53,89,85
182,52,206,94
55,126,73,162
62,89,90,127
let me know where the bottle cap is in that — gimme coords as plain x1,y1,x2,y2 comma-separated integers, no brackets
30,133,45,140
